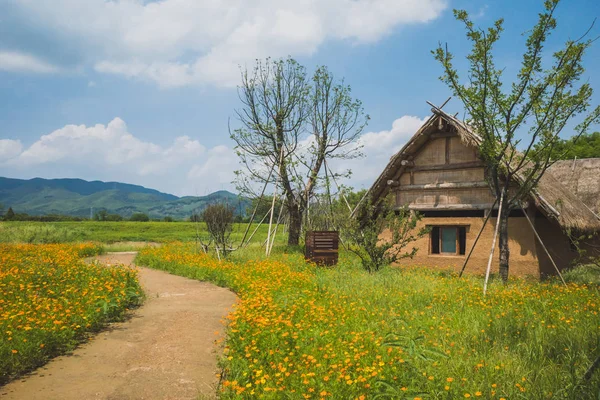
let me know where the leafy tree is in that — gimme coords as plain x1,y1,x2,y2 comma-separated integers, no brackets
130,213,150,222
553,131,600,159
202,204,234,257
105,213,123,222
94,209,108,221
232,58,368,246
341,195,428,273
4,207,15,221
433,0,600,281
163,216,174,222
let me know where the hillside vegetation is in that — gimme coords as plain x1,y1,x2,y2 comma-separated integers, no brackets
0,177,248,219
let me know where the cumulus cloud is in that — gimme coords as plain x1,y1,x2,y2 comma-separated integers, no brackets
0,139,23,162
1,114,425,195
334,115,427,188
2,118,222,195
9,0,447,87
0,51,61,74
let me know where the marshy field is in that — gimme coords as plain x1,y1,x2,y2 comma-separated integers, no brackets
1,221,599,399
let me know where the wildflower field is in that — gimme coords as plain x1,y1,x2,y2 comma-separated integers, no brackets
0,243,143,384
138,244,600,399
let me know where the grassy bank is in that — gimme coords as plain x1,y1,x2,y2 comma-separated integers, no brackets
0,243,143,384
137,243,600,399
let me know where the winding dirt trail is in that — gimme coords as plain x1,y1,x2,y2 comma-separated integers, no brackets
1,252,237,400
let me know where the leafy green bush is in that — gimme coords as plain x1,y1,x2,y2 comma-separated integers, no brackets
129,213,150,222
563,264,600,285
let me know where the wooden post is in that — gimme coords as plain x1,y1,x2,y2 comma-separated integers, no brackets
484,191,504,296
266,146,285,257
238,161,276,248
243,211,270,249
520,205,567,286
267,200,286,256
459,198,498,277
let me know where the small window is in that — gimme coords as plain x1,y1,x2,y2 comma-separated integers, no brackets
430,226,467,255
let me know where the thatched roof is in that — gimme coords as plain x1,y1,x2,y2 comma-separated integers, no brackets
367,108,600,232
548,158,600,215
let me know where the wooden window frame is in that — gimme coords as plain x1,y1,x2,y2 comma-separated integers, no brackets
429,225,467,256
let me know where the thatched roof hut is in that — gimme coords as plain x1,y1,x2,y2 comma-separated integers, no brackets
368,108,600,233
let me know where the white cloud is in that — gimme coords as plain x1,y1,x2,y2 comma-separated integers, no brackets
334,115,427,188
0,51,61,74
0,139,23,162
11,0,447,87
2,118,221,195
1,114,426,195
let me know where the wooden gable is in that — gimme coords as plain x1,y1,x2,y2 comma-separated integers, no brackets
393,130,495,210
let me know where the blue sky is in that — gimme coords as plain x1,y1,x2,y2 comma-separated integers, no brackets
1,0,599,196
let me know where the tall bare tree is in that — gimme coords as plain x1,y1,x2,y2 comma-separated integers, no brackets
231,58,368,245
434,0,600,281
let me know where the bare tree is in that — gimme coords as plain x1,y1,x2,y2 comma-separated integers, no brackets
231,58,368,246
433,0,600,281
203,203,234,257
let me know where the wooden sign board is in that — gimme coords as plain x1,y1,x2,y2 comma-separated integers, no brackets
305,231,339,266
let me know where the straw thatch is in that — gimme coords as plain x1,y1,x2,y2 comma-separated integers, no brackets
367,108,600,232
548,159,600,215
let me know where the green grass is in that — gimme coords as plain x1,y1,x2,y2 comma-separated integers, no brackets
0,221,283,245
138,244,600,399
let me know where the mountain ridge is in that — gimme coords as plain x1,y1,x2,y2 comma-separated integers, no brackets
0,177,247,220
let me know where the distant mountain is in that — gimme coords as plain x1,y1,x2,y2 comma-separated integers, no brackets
0,177,249,220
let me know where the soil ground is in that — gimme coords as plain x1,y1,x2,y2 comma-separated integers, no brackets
1,252,237,400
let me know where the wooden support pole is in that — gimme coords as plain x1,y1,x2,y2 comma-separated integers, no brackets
521,205,567,286
459,198,498,277
266,146,285,257
267,199,286,256
243,211,270,249
484,191,504,296
238,161,276,249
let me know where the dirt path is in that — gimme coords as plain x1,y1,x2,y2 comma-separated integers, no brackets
1,252,237,400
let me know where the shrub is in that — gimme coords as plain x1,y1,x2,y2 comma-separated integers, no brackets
129,213,150,222
341,195,428,273
202,203,234,257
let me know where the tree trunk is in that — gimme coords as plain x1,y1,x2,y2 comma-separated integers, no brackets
498,195,511,283
287,204,302,246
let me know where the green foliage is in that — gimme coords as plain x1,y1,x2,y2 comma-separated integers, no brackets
129,213,150,222
163,216,174,222
553,131,600,159
563,264,600,286
341,196,428,273
4,207,15,221
433,0,600,281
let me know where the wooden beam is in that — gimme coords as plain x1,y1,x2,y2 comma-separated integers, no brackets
409,161,484,172
404,203,496,211
445,137,450,164
430,132,457,139
399,181,489,190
